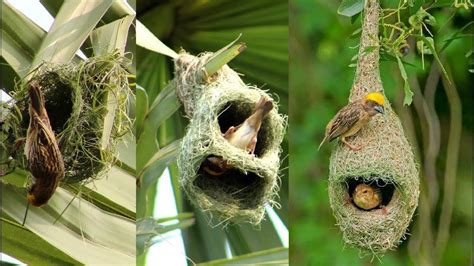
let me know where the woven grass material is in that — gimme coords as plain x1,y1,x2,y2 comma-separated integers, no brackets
10,52,132,184
175,52,286,225
328,0,420,255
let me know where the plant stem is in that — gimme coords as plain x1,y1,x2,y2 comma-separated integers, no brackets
435,60,462,265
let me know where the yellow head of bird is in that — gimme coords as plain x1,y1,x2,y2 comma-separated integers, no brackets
365,92,385,106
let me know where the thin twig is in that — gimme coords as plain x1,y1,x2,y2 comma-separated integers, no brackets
423,62,441,208
435,60,462,264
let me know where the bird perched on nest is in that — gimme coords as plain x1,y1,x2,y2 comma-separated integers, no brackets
25,81,65,207
352,183,382,211
318,92,385,151
203,96,273,176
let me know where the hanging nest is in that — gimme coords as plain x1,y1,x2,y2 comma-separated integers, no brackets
175,52,286,225
7,51,133,184
328,0,419,255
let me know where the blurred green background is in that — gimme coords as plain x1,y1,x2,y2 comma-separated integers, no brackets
289,0,472,265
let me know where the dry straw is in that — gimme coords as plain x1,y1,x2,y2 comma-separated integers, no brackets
328,0,420,255
9,51,133,184
175,52,286,225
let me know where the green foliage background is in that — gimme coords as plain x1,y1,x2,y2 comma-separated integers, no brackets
289,0,472,265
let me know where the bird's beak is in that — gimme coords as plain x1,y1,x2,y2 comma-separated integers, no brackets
375,105,384,114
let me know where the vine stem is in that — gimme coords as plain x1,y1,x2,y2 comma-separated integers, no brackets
350,0,382,103
435,60,462,264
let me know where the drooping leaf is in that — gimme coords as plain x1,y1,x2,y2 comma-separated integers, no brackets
136,20,178,58
337,0,364,17
396,55,413,105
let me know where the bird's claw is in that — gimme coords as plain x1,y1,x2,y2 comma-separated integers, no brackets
344,142,362,151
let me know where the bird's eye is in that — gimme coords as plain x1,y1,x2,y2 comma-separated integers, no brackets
363,190,367,194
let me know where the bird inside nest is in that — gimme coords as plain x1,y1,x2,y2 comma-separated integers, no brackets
25,81,65,207
202,96,273,176
351,183,388,214
319,92,385,151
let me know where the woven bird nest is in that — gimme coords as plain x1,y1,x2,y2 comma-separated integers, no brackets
328,0,419,254
7,52,132,184
175,52,286,225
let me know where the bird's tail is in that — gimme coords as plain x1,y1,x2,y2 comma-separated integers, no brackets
28,82,45,114
318,135,327,151
253,96,273,117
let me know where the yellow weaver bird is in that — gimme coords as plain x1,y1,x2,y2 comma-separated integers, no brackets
352,183,382,210
318,92,385,151
203,96,273,176
25,82,65,207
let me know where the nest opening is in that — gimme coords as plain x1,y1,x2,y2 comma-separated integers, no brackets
20,71,74,135
195,164,265,210
217,100,272,158
345,176,396,210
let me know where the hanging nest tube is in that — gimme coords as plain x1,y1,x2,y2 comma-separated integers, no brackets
175,52,286,225
7,52,133,184
328,0,419,255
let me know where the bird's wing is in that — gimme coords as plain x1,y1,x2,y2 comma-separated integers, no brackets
30,113,63,172
328,103,362,141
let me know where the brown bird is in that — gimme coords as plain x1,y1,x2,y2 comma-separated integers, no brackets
318,92,385,151
352,183,382,211
25,82,65,207
203,96,273,176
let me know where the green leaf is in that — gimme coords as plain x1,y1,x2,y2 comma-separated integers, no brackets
417,38,433,55
1,183,135,264
337,0,364,17
136,82,180,172
440,21,474,53
181,207,229,262
135,86,149,137
137,216,195,255
90,15,135,55
417,35,452,85
1,1,45,77
225,218,283,255
136,20,178,58
137,139,181,218
84,166,136,214
203,34,246,76
1,216,78,265
30,0,113,70
139,139,181,189
396,56,413,105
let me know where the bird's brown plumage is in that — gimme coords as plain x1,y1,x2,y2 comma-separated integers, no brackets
318,93,385,151
26,82,65,207
203,96,273,176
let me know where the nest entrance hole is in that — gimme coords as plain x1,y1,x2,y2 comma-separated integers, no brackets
217,100,273,158
21,72,74,134
345,177,395,210
195,161,265,210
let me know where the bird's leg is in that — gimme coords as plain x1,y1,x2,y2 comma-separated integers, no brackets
381,205,389,215
341,137,361,151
